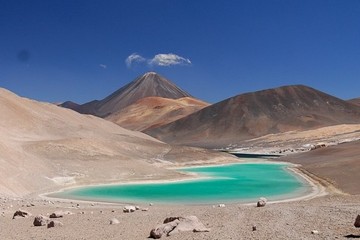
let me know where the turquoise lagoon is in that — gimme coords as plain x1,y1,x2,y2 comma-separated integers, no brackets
52,163,311,204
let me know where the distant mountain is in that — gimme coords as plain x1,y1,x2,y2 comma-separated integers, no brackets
348,97,360,106
62,72,192,117
105,96,209,131
145,85,360,148
59,101,80,110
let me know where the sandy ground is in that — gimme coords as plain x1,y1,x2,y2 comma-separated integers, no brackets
0,194,359,240
0,160,359,240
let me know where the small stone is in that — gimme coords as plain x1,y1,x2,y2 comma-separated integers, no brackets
123,206,136,213
135,206,140,210
47,220,63,228
12,210,32,219
354,215,360,228
252,225,257,231
110,218,120,225
141,208,149,212
311,230,319,234
257,197,267,207
149,203,153,206
33,215,50,226
218,204,225,208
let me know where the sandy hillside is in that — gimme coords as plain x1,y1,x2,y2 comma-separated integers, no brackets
0,88,236,197
106,96,209,131
280,140,360,194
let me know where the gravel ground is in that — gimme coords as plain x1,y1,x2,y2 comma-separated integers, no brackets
0,194,359,240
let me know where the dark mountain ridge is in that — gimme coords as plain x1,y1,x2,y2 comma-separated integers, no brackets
145,85,360,148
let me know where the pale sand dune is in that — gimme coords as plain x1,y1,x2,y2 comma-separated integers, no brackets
0,88,236,197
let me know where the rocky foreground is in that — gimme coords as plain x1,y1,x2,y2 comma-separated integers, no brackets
0,194,359,240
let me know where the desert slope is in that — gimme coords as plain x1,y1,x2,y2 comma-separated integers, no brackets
106,96,209,131
280,140,360,194
146,85,360,148
0,88,235,197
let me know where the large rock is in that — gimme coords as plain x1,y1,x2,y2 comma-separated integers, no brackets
150,216,210,239
355,215,360,228
169,216,210,235
33,215,50,226
12,210,32,219
150,219,180,239
257,197,267,207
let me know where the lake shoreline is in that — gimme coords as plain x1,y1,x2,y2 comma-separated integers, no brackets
41,160,325,206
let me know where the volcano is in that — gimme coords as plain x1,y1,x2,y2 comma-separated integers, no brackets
61,72,192,117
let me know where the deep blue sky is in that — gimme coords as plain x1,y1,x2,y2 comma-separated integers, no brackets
1,0,360,104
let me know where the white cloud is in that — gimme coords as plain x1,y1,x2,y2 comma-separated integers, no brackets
149,53,191,66
99,64,107,69
125,53,192,68
125,53,146,68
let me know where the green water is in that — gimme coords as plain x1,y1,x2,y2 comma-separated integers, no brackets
53,163,310,204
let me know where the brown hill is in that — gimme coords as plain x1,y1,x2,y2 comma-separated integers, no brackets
348,97,360,106
280,140,360,194
105,96,209,131
62,72,192,118
59,101,80,110
0,88,235,197
145,85,360,148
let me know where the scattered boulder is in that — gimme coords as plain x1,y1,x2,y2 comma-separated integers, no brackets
150,219,180,239
257,197,267,207
150,216,209,239
169,216,210,235
110,218,120,225
47,220,63,228
141,208,149,212
33,215,50,226
12,210,32,219
135,206,140,210
123,206,136,213
355,214,360,228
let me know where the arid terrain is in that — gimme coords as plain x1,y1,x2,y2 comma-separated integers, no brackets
0,88,236,197
1,82,359,239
